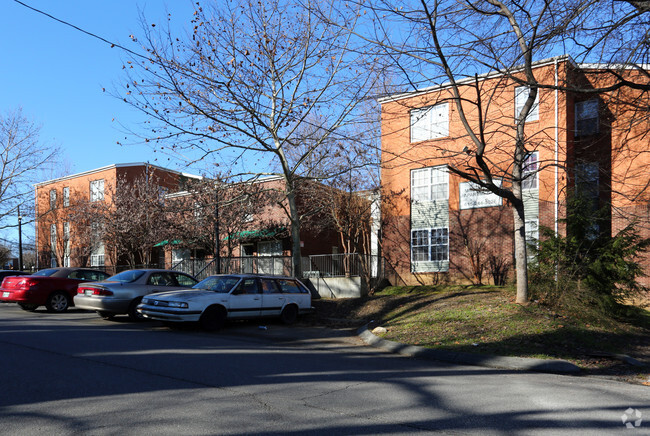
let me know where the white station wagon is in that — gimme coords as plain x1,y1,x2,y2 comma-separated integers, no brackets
137,274,313,331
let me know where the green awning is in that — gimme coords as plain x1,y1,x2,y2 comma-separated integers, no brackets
154,239,183,247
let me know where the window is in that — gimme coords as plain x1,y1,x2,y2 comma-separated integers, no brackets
50,223,57,248
411,166,449,203
525,219,539,248
276,279,307,294
63,222,70,267
522,152,538,190
90,179,105,202
575,99,599,136
90,221,105,267
261,279,280,294
148,272,175,286
410,102,449,142
63,187,70,207
411,228,449,262
515,86,539,122
258,240,282,256
173,273,198,287
49,189,57,209
90,250,105,267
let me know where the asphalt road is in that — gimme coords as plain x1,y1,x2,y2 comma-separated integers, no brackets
0,303,647,435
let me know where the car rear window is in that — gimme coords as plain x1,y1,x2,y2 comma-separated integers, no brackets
32,269,58,277
108,270,146,283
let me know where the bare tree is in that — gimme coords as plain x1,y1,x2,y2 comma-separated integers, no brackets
120,0,380,276
0,108,58,229
347,0,650,303
99,174,172,268
167,175,287,270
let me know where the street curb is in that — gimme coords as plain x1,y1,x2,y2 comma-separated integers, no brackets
357,324,582,374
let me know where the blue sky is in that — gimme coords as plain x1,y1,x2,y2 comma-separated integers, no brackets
1,0,199,178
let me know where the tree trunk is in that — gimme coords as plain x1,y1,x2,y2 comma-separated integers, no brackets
286,189,302,278
512,196,529,304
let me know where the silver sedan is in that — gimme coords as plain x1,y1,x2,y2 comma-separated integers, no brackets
73,269,198,320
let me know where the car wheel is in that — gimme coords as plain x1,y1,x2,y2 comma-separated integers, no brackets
127,298,144,322
18,303,38,311
280,304,298,325
97,311,115,320
46,292,70,313
199,306,226,332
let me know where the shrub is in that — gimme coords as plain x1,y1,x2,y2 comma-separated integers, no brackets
529,196,650,315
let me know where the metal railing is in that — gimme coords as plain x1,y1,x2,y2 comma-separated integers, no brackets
305,253,381,278
93,253,383,281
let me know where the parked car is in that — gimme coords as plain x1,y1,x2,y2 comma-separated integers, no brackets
137,274,313,331
74,269,199,321
0,268,111,313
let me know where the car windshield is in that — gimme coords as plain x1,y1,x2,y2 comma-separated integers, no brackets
192,276,241,293
32,269,58,277
107,270,146,283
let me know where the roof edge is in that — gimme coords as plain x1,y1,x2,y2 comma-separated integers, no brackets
35,162,202,187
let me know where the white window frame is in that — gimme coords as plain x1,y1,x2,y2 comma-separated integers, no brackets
525,219,539,248
90,179,105,202
50,223,57,248
522,152,538,190
411,166,449,203
258,240,282,256
410,102,449,142
575,99,599,136
411,228,449,263
515,86,539,122
49,189,57,209
63,187,70,207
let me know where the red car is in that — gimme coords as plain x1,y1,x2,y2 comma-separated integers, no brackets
0,267,110,313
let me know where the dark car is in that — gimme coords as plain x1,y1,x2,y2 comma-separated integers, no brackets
0,267,110,313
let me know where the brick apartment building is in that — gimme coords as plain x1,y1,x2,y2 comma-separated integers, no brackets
380,55,650,286
35,164,358,276
35,163,201,270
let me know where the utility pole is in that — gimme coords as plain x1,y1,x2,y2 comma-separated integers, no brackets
17,206,23,271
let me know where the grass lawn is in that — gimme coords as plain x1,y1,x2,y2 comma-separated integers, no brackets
311,285,650,384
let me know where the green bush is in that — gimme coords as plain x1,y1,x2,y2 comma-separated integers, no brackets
529,196,650,315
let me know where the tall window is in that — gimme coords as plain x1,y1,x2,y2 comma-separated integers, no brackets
522,152,538,190
575,99,599,136
50,223,57,248
90,221,105,267
411,228,449,262
411,166,449,202
49,189,57,209
515,86,539,122
525,219,539,248
63,187,70,207
410,102,449,142
63,222,70,267
90,179,105,202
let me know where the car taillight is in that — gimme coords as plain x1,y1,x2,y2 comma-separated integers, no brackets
14,278,37,289
78,287,113,296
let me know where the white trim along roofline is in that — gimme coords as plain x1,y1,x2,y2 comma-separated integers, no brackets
34,162,203,187
377,55,578,104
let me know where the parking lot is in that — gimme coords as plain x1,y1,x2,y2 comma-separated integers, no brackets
0,303,647,435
